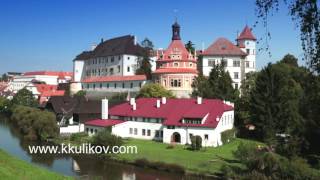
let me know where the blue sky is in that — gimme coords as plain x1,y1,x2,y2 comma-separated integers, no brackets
0,0,303,74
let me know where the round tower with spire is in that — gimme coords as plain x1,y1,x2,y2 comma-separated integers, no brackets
153,21,198,98
237,25,256,73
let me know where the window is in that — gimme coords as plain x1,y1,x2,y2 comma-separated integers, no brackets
170,79,181,87
189,63,193,67
234,72,239,79
155,130,160,137
233,60,240,67
139,82,142,88
173,62,179,67
129,128,133,134
107,83,109,88
167,126,175,129
87,84,89,89
95,129,98,134
208,59,215,67
86,128,89,133
130,83,133,88
100,83,102,88
147,130,151,136
118,56,121,60
142,129,146,136
134,128,138,135
246,61,250,68
110,68,114,75
221,59,228,67
93,84,96,89
127,66,130,72
111,57,114,62
246,49,250,54
205,134,208,140
160,130,163,137
235,83,239,89
189,133,193,138
122,83,125,88
90,129,93,134
127,56,130,60
114,83,117,88
118,65,121,73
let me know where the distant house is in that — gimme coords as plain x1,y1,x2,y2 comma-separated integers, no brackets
8,71,72,93
85,97,234,147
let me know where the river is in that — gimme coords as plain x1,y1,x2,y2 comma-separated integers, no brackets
0,115,212,180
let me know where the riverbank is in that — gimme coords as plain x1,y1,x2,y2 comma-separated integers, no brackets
114,138,262,175
0,149,71,179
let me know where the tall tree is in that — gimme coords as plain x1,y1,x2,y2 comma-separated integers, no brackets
185,40,195,54
11,88,38,107
140,38,154,50
192,64,238,101
136,54,152,80
255,0,320,72
250,62,305,156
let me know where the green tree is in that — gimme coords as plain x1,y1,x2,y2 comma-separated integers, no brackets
11,106,59,141
280,54,299,67
140,38,154,50
0,96,10,113
11,88,38,107
137,83,175,98
185,40,195,54
136,54,152,80
250,62,305,156
74,90,86,97
192,64,238,101
0,73,8,82
190,135,202,151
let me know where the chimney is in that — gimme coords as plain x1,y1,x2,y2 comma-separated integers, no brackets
130,98,135,105
101,98,108,120
161,97,166,104
134,36,137,45
132,103,136,110
156,99,161,108
197,96,202,104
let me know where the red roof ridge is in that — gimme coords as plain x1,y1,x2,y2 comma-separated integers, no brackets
203,38,247,56
237,25,256,41
82,75,147,83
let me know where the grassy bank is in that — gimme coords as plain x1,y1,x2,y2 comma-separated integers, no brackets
0,149,71,180
116,138,262,175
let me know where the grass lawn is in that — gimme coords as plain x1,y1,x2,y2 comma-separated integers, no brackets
0,149,71,180
116,138,263,174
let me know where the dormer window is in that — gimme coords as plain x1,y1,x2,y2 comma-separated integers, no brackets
183,118,202,124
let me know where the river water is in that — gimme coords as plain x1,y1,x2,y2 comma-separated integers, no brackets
0,115,212,180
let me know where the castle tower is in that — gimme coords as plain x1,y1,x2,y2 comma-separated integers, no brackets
153,21,198,98
237,25,256,74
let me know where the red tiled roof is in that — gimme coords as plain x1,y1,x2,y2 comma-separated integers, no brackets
203,38,247,56
82,75,146,83
153,68,198,74
160,40,195,61
85,119,124,127
35,84,58,94
108,98,233,128
237,25,256,41
24,71,73,77
41,90,65,97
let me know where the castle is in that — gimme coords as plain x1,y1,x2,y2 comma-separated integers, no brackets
71,21,256,98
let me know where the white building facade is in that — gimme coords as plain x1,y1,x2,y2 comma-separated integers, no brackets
85,97,234,147
71,35,152,96
200,26,256,89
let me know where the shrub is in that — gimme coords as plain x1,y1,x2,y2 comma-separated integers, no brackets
92,129,122,152
70,132,88,142
166,144,175,149
11,105,59,141
190,135,202,151
221,128,236,144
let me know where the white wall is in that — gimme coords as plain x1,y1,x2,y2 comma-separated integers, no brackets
83,80,147,93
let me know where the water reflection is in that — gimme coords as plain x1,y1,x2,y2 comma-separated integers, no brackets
0,115,213,179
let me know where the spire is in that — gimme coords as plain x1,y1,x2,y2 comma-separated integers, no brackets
237,25,256,41
172,21,181,40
